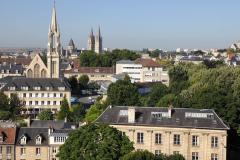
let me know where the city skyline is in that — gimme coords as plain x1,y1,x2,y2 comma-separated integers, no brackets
0,0,240,50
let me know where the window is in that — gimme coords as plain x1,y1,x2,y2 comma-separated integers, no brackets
23,93,26,97
192,152,199,160
6,146,11,154
173,134,180,145
54,93,56,97
52,147,57,153
41,101,44,105
211,153,218,160
48,101,50,105
36,136,42,145
36,148,41,155
155,150,161,156
0,135,3,143
21,136,27,145
192,135,199,146
173,151,179,154
41,93,44,97
137,132,144,144
60,93,63,97
0,146,2,154
35,101,38,105
53,101,56,105
30,93,32,97
211,136,218,148
20,148,26,155
36,93,38,97
29,101,32,105
155,133,162,144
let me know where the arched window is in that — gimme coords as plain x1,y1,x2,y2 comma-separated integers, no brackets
34,64,40,78
41,69,47,78
27,69,33,78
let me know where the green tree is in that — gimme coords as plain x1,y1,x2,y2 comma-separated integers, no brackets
0,91,9,111
107,77,140,106
78,75,89,90
157,94,175,107
57,124,134,160
9,93,22,119
85,101,106,123
121,150,155,160
57,97,71,120
168,154,185,160
38,109,53,120
70,103,86,123
68,76,79,94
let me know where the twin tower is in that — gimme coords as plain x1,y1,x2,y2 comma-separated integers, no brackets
87,27,103,54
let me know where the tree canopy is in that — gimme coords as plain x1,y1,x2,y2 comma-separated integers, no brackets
57,124,134,160
107,76,140,106
57,97,71,120
79,49,140,67
37,109,53,120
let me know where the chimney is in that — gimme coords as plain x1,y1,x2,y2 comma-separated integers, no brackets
48,126,54,135
168,104,173,118
128,107,135,123
26,116,31,127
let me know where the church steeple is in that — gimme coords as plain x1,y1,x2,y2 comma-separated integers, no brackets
95,26,103,54
47,1,61,78
87,28,95,52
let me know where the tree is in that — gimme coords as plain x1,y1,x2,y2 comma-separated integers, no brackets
122,150,156,160
157,94,175,107
9,93,22,119
70,103,86,123
38,109,53,120
57,97,71,120
85,101,107,123
0,91,9,111
68,76,79,94
57,124,134,160
107,77,140,106
168,154,185,160
78,75,89,90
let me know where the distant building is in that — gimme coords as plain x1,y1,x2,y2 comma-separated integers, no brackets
0,63,23,78
0,121,16,160
116,58,169,85
96,106,229,160
87,28,95,52
178,56,203,65
64,67,115,82
65,38,78,58
87,27,103,54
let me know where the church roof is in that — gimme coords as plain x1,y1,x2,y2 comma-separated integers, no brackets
68,39,75,47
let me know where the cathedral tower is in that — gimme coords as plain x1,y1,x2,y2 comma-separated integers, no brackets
47,2,61,78
95,26,103,54
87,28,95,52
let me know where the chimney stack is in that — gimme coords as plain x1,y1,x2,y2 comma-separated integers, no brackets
128,107,135,123
168,104,173,118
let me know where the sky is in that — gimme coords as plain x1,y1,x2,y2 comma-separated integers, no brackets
0,0,240,50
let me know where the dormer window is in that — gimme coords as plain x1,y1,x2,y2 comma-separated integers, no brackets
0,134,4,143
58,87,65,91
16,70,19,74
9,86,15,91
36,135,42,145
21,86,29,91
34,86,41,91
20,135,27,145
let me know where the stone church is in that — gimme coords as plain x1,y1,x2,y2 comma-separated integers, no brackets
26,4,60,78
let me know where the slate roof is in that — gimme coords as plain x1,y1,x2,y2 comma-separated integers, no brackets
1,77,71,91
64,67,115,74
0,57,32,66
0,64,23,74
0,127,16,145
16,128,48,146
96,106,229,130
30,120,76,130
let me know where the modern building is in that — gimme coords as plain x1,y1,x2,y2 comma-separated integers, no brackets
116,58,169,85
15,127,49,160
1,77,71,115
0,121,16,160
96,106,229,160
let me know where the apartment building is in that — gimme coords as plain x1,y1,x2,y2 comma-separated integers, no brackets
96,106,229,160
15,127,49,160
1,77,71,115
0,122,16,160
116,58,169,85
0,63,23,78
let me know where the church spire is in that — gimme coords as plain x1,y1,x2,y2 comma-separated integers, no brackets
50,0,58,33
